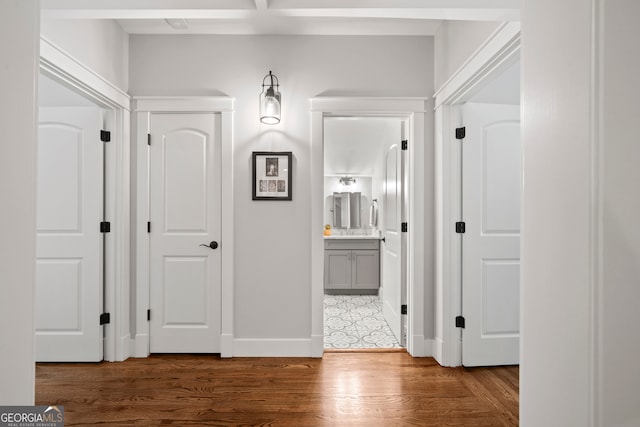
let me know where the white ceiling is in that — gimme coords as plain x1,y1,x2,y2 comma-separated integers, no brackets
41,0,521,36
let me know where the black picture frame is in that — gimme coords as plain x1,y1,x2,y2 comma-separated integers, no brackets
252,151,292,201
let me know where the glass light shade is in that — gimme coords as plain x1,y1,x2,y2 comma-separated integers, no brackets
260,71,281,124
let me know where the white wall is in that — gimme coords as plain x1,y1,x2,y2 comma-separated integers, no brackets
521,0,640,425
41,19,129,92
434,20,502,90
129,35,434,343
0,1,39,404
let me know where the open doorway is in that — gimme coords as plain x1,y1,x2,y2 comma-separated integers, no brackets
310,97,429,358
322,116,407,350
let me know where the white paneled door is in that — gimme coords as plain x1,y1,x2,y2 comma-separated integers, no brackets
36,107,104,362
461,103,521,366
382,140,404,345
149,113,221,353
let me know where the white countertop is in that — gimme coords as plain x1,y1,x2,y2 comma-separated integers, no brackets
323,235,380,240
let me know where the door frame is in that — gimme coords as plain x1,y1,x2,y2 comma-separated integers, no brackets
39,36,131,362
433,22,520,367
310,97,429,357
133,97,234,358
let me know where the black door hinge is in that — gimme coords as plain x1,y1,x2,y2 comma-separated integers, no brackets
100,313,111,325
455,127,466,140
147,221,151,233
401,304,407,315
401,140,408,150
147,133,151,146
100,221,111,233
455,316,465,328
147,309,151,321
401,222,408,233
100,130,111,142
455,222,465,234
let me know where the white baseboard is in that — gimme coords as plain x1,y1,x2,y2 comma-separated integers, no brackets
433,338,444,365
115,334,131,361
424,339,434,357
408,336,435,357
232,338,316,357
133,333,149,358
311,334,324,357
221,334,233,358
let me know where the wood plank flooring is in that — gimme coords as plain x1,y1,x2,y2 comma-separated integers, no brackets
36,352,519,426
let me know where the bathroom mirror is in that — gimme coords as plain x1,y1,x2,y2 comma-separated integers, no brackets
333,192,361,228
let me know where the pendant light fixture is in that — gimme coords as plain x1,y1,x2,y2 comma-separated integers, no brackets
260,71,281,124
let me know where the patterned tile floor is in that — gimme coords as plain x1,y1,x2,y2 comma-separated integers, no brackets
324,294,403,349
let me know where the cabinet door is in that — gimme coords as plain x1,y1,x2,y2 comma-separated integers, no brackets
352,250,380,289
324,250,352,290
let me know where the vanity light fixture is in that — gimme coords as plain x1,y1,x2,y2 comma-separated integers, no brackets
339,176,356,186
260,71,281,124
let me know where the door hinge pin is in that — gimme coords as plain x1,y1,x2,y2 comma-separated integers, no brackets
100,130,111,142
100,313,111,325
100,221,111,233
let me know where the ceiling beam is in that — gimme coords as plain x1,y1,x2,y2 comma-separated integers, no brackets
41,0,520,21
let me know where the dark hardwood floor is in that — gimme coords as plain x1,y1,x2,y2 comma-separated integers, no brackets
36,351,518,426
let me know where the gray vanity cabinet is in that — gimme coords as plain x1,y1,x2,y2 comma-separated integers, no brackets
324,239,379,291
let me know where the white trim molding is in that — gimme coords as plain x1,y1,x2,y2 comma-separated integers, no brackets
310,97,430,358
40,37,130,110
433,22,521,367
434,22,521,108
133,96,234,358
232,339,315,357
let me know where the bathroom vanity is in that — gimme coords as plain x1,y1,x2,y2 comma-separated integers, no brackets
323,236,379,293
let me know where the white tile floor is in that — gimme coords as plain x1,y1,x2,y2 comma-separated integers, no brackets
323,294,403,349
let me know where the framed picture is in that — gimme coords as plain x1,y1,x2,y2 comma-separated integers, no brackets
252,151,292,200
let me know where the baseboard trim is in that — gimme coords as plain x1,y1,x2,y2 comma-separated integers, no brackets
424,339,434,358
433,338,444,365
232,338,316,357
115,334,131,361
133,333,149,358
311,334,324,357
221,334,233,358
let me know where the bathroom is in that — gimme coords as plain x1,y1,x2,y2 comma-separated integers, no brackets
323,116,406,350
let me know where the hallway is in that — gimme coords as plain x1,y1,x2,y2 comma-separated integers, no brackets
36,353,518,426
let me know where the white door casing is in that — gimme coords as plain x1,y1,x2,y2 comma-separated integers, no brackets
382,142,403,344
149,113,222,353
461,103,521,367
36,107,104,362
